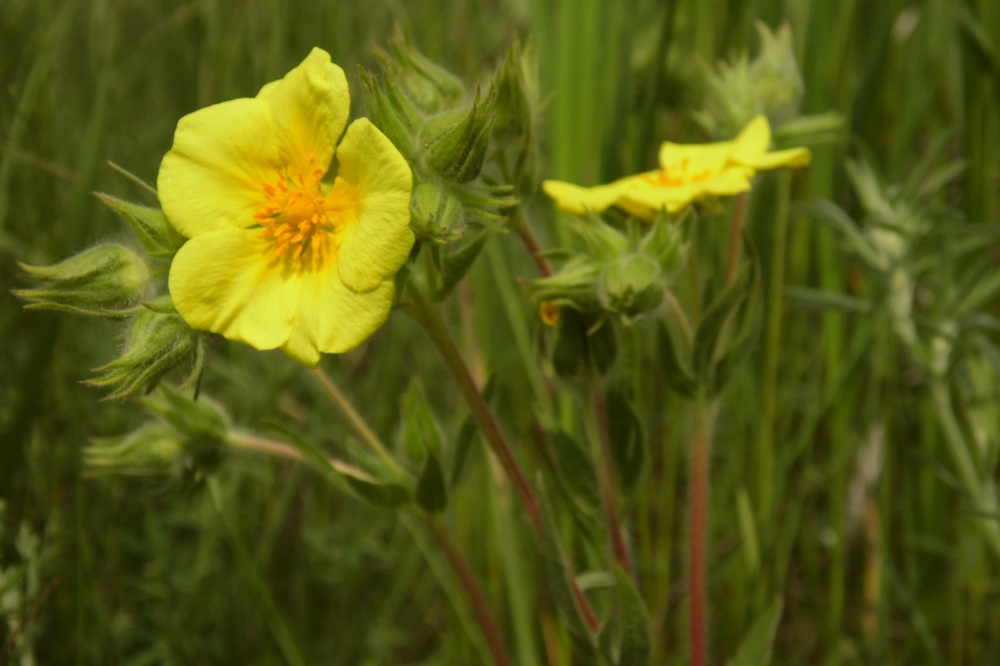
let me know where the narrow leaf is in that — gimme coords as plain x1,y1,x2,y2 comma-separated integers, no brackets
728,597,784,666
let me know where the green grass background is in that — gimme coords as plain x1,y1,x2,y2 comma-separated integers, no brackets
1,0,999,663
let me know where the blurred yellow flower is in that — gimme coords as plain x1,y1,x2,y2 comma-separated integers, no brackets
543,116,809,221
158,48,414,367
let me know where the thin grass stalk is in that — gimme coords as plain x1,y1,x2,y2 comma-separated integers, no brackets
756,173,790,530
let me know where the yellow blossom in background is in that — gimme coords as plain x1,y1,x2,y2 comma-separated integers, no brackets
543,115,810,221
539,300,561,327
158,48,414,367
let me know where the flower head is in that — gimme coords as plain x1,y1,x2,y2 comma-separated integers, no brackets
158,48,414,367
543,116,809,221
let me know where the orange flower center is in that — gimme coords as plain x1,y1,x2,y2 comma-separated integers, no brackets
255,166,336,262
641,157,713,188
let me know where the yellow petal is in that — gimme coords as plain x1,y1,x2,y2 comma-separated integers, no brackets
732,146,812,171
282,268,396,367
542,178,635,215
157,98,281,238
622,167,752,216
169,228,300,350
332,118,415,294
257,47,350,177
657,140,733,175
730,115,772,159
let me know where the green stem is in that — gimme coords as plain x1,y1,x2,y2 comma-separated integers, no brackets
757,173,791,526
689,397,716,666
928,377,1000,558
311,367,404,476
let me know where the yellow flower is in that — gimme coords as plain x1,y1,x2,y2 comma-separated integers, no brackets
542,115,810,221
158,48,414,367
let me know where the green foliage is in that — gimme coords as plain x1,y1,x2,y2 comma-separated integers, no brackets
4,0,1000,664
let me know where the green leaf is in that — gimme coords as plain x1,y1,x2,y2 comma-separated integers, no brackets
263,424,411,509
400,377,443,460
536,477,598,646
656,320,699,398
451,373,497,485
546,430,601,512
605,390,645,496
728,597,784,666
783,286,874,313
798,199,885,270
342,475,412,508
693,263,750,379
599,564,651,666
95,193,185,254
416,451,447,513
433,229,491,301
553,307,587,378
587,317,618,375
955,269,1000,318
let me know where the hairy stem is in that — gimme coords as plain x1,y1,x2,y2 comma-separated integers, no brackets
689,398,715,666
311,368,403,475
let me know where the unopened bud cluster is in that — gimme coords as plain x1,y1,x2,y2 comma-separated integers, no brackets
533,211,687,322
15,192,201,400
361,29,540,246
85,390,228,478
696,22,842,144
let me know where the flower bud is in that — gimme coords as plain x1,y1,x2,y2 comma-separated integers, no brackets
378,27,465,114
696,22,805,139
599,254,665,319
359,66,424,160
748,22,804,125
640,211,687,273
15,244,151,317
410,182,463,242
86,308,202,400
419,85,496,183
84,423,185,476
95,193,185,257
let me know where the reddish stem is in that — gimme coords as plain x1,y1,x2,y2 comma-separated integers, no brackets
689,402,713,666
724,192,748,286
592,390,633,578
513,220,554,277
429,523,512,666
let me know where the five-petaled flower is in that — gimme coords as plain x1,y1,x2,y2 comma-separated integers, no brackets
158,48,414,367
542,115,810,221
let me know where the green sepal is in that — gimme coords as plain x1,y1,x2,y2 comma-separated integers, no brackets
419,85,496,183
432,229,491,301
95,193,185,254
416,451,448,513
